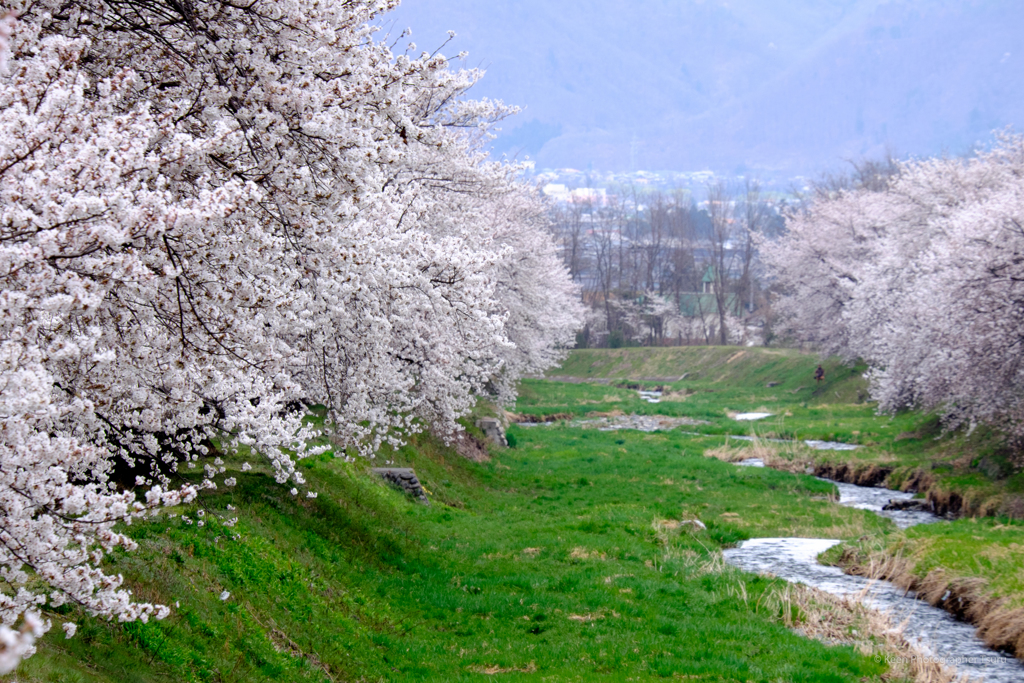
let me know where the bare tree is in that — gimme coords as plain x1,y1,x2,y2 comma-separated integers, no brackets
553,199,587,281
737,179,769,313
547,180,776,347
705,181,735,344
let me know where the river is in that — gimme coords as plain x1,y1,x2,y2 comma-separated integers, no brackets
724,457,1024,682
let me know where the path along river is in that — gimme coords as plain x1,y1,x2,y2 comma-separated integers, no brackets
725,457,1024,681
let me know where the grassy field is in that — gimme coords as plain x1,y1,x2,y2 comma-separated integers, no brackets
542,347,1024,661
10,345,1024,681
532,348,1024,511
8,356,931,682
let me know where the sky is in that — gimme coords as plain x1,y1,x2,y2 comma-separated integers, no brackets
382,0,1024,177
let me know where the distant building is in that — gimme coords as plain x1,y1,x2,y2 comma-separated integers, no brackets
542,184,610,206
542,183,570,201
677,292,742,318
678,266,742,317
702,264,715,293
569,187,607,205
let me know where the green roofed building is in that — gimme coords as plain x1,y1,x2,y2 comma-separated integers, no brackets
677,291,742,317
678,266,742,317
701,264,716,293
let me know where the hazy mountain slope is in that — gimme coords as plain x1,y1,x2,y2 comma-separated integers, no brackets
383,0,1024,174
651,0,1024,172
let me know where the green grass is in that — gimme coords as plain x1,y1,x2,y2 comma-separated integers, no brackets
18,345,1024,681
884,517,1024,607
538,348,1024,511
821,514,1024,615
523,349,930,453
7,385,904,682
543,347,1024,639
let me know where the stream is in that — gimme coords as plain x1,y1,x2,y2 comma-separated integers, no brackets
517,387,1024,678
724,457,1024,681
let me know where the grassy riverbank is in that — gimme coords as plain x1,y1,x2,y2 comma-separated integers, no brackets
9,345,1022,681
9,435,892,682
9,362,937,682
823,517,1024,658
539,347,1024,518
545,347,1024,662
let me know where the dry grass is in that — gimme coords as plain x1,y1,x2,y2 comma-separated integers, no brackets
659,390,692,402
793,583,974,683
453,431,491,463
838,541,1024,665
469,661,538,675
746,581,974,682
652,518,682,532
692,550,974,682
568,546,607,561
704,436,815,474
581,409,625,418
566,612,605,622
666,547,726,575
726,350,747,364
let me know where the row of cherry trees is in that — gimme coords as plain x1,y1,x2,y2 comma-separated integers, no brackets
0,0,581,666
762,135,1024,437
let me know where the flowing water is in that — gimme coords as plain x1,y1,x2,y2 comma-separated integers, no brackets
725,458,1024,681
724,538,1023,681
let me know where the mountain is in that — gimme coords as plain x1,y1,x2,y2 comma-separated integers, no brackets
381,0,1024,175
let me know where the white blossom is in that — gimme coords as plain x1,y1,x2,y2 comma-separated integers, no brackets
0,613,44,673
0,2,581,671
763,134,1024,435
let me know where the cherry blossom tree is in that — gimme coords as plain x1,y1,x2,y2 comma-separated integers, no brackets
0,0,581,666
476,187,584,405
0,22,221,665
763,135,1024,436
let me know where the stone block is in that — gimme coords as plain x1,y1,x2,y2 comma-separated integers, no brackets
475,418,507,447
371,467,429,504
